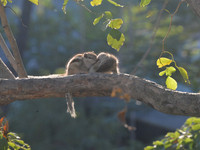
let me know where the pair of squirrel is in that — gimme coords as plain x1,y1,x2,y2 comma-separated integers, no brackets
65,52,119,76
65,52,120,118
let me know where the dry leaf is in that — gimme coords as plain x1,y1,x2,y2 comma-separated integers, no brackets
117,106,136,131
3,121,9,138
0,117,4,127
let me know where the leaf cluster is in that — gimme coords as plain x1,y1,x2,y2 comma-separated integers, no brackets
156,54,190,90
0,117,31,150
145,117,200,150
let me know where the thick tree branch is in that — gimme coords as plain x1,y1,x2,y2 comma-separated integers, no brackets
0,2,27,78
0,74,199,117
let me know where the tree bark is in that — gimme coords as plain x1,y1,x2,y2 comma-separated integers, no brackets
0,73,199,117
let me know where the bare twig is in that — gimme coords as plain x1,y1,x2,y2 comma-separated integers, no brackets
0,33,18,72
160,0,186,57
0,2,27,78
5,6,27,28
73,0,98,15
132,0,170,74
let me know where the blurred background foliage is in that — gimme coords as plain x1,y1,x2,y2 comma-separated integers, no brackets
0,0,200,149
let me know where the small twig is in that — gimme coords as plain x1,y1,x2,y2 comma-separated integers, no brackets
73,0,98,15
5,6,27,28
132,0,170,74
159,0,186,58
0,33,18,72
0,2,27,78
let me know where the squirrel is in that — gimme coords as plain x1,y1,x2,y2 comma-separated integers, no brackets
89,52,119,74
65,52,98,118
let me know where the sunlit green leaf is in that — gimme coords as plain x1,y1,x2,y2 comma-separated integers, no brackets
107,0,123,7
159,66,176,77
144,146,154,150
140,0,151,7
166,76,177,90
193,118,200,124
192,124,200,131
153,140,163,146
159,70,166,76
156,57,172,68
177,67,190,84
93,14,104,25
62,0,69,14
104,11,113,19
185,117,196,125
14,139,25,145
109,18,123,29
7,0,12,3
107,29,125,51
1,0,7,6
8,132,20,139
8,142,16,148
165,66,176,76
90,0,103,6
29,0,38,5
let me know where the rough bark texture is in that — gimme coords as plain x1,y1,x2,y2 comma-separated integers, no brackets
186,0,200,19
0,74,200,117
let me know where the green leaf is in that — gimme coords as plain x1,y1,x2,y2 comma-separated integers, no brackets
153,140,163,146
140,0,151,7
177,67,190,84
185,117,196,125
156,57,172,68
13,139,25,145
7,0,12,3
62,0,69,14
29,0,38,5
159,70,166,76
192,124,200,131
93,14,104,25
183,138,193,144
165,66,176,76
8,142,17,148
107,0,123,7
107,29,125,51
193,118,200,124
104,11,113,19
90,0,103,6
166,76,177,90
7,132,20,139
144,146,155,150
1,0,7,6
109,18,123,29
159,66,176,77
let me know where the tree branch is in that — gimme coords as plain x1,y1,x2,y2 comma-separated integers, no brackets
0,74,199,117
0,33,18,73
0,2,27,78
